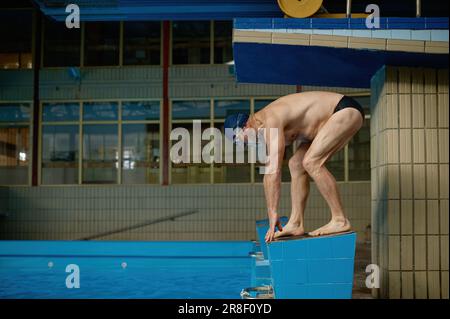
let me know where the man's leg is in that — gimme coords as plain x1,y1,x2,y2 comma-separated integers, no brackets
274,143,310,238
303,108,363,236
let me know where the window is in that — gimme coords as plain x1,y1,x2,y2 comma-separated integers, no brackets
172,21,210,65
42,125,79,185
84,22,120,66
214,21,233,64
123,22,161,65
0,103,31,185
41,102,79,185
171,100,211,184
43,18,81,67
122,101,160,184
0,10,32,69
82,124,118,184
83,102,118,121
213,100,251,183
41,101,161,185
349,118,370,181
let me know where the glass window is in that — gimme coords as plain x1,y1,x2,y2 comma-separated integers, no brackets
0,125,29,185
122,101,160,121
212,122,251,183
255,99,276,113
41,125,78,185
43,18,81,67
122,124,159,184
43,102,79,122
84,22,120,66
328,149,345,181
82,124,118,184
0,10,32,69
215,100,250,119
214,21,233,64
172,21,210,65
0,103,30,122
171,122,211,184
349,118,370,181
172,100,210,120
83,102,118,121
255,145,293,183
123,22,161,65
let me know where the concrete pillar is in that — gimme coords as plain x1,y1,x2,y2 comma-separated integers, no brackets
371,66,449,299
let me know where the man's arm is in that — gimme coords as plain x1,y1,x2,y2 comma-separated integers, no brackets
262,120,285,242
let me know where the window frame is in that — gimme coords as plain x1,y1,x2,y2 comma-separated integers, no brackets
38,98,162,186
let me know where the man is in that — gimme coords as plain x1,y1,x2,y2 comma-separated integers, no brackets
224,91,364,242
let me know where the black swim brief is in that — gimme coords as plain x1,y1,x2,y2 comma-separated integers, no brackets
333,95,365,119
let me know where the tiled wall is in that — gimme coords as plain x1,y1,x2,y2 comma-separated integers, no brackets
371,66,449,299
0,182,370,242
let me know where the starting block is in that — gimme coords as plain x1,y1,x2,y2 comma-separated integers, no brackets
249,217,289,290
267,232,356,299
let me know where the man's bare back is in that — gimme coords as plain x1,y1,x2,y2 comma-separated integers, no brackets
226,91,364,242
253,91,344,145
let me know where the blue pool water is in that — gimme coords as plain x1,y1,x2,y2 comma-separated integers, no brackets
0,241,254,299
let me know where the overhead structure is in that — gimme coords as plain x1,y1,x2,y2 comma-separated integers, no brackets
32,0,283,21
233,17,449,88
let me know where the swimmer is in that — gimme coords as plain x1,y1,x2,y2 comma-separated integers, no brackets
224,91,364,242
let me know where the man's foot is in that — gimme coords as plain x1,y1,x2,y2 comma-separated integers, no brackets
309,218,351,237
274,222,305,239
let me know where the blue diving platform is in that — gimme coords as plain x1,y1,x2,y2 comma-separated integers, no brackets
267,232,357,299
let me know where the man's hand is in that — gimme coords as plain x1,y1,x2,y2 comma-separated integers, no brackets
265,214,283,243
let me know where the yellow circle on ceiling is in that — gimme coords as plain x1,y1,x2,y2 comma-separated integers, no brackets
277,0,323,18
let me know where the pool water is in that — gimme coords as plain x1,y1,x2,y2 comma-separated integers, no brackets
0,241,253,299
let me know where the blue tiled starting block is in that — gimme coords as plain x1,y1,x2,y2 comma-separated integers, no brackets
255,216,289,259
267,232,357,299
249,217,289,289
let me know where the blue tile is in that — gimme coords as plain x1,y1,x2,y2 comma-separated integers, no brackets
387,17,426,29
331,233,357,258
411,30,431,41
352,30,373,38
425,17,449,29
273,18,312,29
308,259,354,284
269,260,284,286
233,18,272,30
275,284,310,299
332,283,354,299
391,30,412,40
311,18,349,29
282,239,308,259
333,29,352,37
431,30,449,42
372,29,392,39
312,29,333,35
307,237,333,259
282,259,308,284
267,241,283,260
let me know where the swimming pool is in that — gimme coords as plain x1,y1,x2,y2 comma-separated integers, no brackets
0,241,254,299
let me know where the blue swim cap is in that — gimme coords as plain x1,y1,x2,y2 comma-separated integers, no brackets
224,113,249,144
